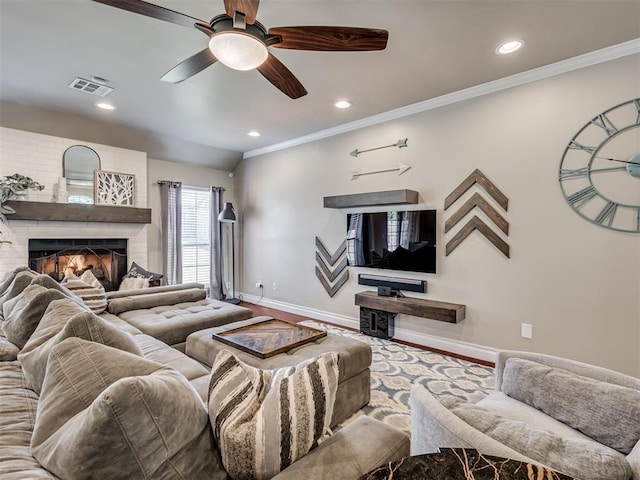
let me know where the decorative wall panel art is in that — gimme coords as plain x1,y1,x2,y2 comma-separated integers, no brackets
94,170,135,207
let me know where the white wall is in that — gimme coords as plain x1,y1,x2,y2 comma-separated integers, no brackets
0,127,148,272
146,158,235,277
235,55,640,376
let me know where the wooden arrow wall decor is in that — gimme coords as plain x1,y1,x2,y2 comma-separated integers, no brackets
350,138,408,157
315,237,349,297
351,163,411,181
444,170,510,258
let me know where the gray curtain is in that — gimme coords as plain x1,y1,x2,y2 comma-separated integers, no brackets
209,187,225,300
158,181,182,285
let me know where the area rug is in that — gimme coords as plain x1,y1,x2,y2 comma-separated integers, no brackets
300,321,495,436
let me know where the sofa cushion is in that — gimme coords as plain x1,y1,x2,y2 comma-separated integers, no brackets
107,287,207,315
0,270,37,313
98,311,143,335
32,338,225,480
19,302,142,394
0,333,20,361
208,349,339,480
0,361,58,479
116,298,253,346
451,403,633,480
134,334,209,381
502,357,640,454
60,270,107,313
2,285,70,349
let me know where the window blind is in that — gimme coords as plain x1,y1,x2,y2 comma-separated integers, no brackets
181,187,210,285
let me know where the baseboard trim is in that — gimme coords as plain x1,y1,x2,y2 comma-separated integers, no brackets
240,293,497,364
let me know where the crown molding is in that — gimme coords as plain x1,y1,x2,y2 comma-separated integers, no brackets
243,38,640,159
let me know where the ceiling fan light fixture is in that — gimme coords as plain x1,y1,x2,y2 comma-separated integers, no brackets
209,31,268,71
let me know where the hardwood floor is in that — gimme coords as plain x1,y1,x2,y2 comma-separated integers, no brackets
239,301,494,367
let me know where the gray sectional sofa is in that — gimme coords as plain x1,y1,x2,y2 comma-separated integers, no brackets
411,350,640,480
0,268,410,479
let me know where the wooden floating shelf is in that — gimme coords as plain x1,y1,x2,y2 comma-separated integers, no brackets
355,291,466,323
5,201,151,224
324,189,419,209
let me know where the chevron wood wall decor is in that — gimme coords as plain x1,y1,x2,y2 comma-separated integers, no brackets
444,169,509,211
445,192,509,235
316,253,348,282
315,237,346,266
444,170,510,258
315,237,349,297
445,216,510,258
315,267,349,297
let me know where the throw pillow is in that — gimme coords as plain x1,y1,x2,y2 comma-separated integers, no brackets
0,269,37,313
451,404,633,480
2,285,69,348
118,275,150,291
124,262,163,285
61,270,107,314
502,358,640,454
29,274,85,306
208,349,339,480
0,266,33,297
19,300,142,394
32,338,224,480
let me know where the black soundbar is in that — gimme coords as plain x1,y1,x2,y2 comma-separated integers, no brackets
358,274,427,293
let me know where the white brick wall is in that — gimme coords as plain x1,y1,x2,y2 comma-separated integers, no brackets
0,127,148,273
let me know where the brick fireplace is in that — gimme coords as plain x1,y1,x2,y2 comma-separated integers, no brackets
29,238,128,291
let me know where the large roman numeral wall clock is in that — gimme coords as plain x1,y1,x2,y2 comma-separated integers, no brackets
559,98,640,233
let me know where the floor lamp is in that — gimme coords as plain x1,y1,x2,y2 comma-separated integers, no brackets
218,202,240,304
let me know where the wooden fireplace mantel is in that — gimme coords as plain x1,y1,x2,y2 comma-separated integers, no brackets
5,201,151,224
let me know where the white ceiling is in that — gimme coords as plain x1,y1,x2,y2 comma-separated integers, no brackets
1,0,639,170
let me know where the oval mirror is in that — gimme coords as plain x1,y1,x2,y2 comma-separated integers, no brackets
63,145,100,204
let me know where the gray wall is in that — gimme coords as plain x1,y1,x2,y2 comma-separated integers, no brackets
147,158,235,275
235,54,640,376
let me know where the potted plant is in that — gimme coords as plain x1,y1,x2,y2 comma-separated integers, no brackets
1,174,45,246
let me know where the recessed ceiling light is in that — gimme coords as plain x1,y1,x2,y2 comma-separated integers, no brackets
247,131,261,137
496,40,525,55
335,100,353,109
96,102,115,110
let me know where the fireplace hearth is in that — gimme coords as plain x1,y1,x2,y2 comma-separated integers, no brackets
29,238,127,291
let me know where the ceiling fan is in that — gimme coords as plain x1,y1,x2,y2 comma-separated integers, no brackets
92,0,389,99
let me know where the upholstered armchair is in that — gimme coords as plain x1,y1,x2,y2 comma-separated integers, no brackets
410,350,640,480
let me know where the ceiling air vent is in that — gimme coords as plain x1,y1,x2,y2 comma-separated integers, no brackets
68,77,113,97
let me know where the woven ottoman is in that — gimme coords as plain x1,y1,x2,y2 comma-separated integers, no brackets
185,316,372,426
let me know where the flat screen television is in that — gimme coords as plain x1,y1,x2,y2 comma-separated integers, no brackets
346,210,436,274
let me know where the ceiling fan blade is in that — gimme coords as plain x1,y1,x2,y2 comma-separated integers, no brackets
92,0,205,29
161,49,217,83
257,54,307,99
268,26,388,51
224,0,260,24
